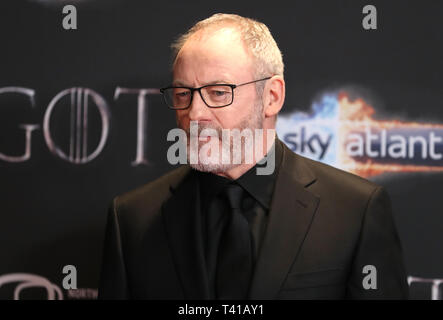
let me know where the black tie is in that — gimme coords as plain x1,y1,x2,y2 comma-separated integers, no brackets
215,183,253,299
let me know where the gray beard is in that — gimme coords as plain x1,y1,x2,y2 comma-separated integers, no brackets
184,101,264,174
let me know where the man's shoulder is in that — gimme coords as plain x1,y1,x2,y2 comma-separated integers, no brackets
289,151,387,222
290,149,380,199
113,165,191,213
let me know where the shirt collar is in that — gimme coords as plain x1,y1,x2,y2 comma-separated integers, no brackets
235,135,283,210
196,135,283,209
197,170,231,200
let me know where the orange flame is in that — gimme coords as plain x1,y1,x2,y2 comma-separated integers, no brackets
337,92,443,178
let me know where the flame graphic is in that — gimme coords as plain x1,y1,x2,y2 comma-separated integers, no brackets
337,92,443,177
276,91,443,179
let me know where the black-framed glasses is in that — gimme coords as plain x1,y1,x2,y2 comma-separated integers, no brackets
160,77,271,110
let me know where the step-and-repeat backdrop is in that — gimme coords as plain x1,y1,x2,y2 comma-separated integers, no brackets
1,0,442,299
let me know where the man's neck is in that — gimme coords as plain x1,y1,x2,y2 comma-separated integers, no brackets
213,131,276,180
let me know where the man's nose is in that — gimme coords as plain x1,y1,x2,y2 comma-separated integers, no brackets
188,90,210,121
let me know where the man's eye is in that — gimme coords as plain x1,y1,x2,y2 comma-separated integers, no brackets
175,91,190,98
210,90,228,97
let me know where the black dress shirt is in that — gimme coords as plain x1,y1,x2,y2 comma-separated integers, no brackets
196,136,283,297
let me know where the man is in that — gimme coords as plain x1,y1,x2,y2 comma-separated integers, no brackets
98,13,408,299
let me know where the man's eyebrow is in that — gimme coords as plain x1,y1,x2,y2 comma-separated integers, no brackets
171,80,187,87
172,79,232,87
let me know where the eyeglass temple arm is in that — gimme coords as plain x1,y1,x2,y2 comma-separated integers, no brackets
234,76,272,88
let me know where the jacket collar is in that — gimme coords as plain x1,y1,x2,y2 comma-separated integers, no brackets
248,138,320,299
162,138,319,299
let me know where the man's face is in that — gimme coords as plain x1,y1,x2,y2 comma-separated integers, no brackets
173,28,264,173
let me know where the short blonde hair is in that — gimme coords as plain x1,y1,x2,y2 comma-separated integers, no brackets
171,13,284,79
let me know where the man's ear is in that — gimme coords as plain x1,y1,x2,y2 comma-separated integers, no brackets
262,75,285,118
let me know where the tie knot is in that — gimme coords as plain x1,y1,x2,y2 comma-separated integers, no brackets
223,183,244,210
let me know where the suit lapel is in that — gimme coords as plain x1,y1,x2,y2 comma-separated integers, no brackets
249,140,320,299
161,167,210,299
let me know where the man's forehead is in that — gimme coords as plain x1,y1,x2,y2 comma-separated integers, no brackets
173,29,253,84
172,77,233,87
179,26,247,58
172,62,251,87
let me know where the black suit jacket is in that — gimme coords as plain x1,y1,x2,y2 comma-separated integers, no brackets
98,138,409,299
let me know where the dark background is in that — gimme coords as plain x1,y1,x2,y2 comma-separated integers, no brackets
0,0,442,299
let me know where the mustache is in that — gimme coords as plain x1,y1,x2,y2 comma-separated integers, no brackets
183,123,223,137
